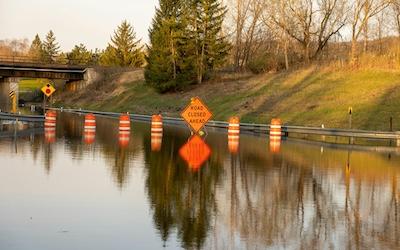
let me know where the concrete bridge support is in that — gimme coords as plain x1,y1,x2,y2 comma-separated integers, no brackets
65,68,100,92
0,77,20,112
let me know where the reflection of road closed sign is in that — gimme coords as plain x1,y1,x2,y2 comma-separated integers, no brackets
41,83,56,97
181,97,213,133
9,91,15,98
179,135,211,171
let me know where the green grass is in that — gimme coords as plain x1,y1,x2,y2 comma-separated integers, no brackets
19,78,49,91
57,66,400,131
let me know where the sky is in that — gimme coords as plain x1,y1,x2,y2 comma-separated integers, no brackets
0,0,158,51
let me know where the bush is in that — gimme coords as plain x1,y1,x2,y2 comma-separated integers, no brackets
248,54,270,74
247,53,287,73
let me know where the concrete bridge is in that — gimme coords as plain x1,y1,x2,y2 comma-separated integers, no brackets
0,57,98,112
0,61,86,80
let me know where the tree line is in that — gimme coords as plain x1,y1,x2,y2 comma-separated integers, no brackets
1,0,400,92
0,20,144,67
228,0,400,72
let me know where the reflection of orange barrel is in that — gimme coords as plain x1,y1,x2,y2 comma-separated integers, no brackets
228,117,240,154
119,114,131,148
269,118,281,153
84,113,96,144
151,115,163,151
44,111,57,143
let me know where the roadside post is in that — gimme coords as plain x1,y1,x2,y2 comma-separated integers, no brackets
348,107,353,129
348,107,354,144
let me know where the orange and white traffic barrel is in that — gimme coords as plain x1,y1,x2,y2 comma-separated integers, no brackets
83,113,96,144
45,110,57,128
269,118,281,153
119,113,131,148
44,110,57,143
119,113,131,132
228,116,240,154
151,114,163,151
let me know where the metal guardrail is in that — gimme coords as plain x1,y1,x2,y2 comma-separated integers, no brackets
0,112,45,122
0,127,44,138
49,108,400,141
282,126,400,140
1,108,399,145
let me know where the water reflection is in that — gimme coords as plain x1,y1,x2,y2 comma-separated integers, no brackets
143,131,221,249
179,135,212,171
1,113,400,249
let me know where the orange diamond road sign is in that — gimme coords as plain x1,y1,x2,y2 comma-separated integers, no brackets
179,135,211,171
41,83,56,97
181,97,213,133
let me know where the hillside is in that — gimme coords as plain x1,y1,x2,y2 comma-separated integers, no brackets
56,66,400,131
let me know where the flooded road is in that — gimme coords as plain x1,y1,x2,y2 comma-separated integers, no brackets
1,112,400,250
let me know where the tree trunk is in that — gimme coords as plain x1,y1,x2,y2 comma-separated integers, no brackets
304,43,310,64
194,11,201,85
170,30,176,80
199,40,205,84
351,38,358,65
198,16,208,84
396,14,400,37
284,38,289,70
363,22,368,54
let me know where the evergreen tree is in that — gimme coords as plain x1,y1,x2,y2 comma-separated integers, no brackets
99,45,116,66
103,20,144,67
187,0,229,83
42,30,60,63
90,48,101,65
56,52,68,64
67,43,92,65
145,0,229,92
145,0,195,92
28,34,43,61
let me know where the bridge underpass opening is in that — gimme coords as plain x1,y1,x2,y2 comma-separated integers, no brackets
0,60,97,112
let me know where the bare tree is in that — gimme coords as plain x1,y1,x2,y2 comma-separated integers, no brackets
229,0,251,70
392,0,400,36
262,1,291,69
241,0,264,67
349,0,390,62
374,7,390,53
269,0,347,63
228,0,274,71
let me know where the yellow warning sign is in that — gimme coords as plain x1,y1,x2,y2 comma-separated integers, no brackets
181,97,213,133
41,83,56,97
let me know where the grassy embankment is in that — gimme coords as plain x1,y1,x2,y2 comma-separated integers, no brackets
55,66,400,131
19,78,50,91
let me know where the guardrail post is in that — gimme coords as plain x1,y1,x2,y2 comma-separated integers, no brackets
390,117,393,132
14,117,18,138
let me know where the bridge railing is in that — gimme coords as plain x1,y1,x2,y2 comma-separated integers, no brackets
0,55,92,67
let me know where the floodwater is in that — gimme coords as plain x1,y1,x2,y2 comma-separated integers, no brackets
1,112,400,250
